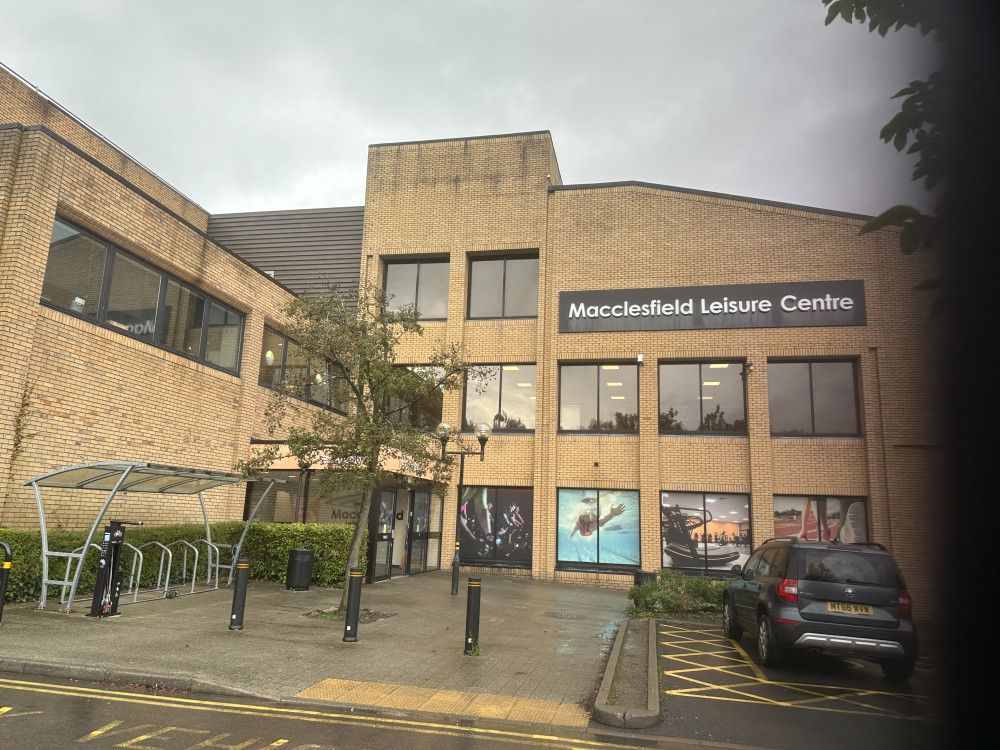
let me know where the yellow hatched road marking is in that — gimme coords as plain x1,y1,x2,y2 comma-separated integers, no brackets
658,623,931,719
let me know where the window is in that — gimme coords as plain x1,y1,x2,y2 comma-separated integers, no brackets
660,491,751,571
557,489,640,568
40,218,245,374
386,366,444,430
559,364,638,432
463,364,536,432
659,362,746,434
467,255,538,319
259,327,347,412
773,495,868,544
768,361,860,436
458,487,533,566
384,260,449,319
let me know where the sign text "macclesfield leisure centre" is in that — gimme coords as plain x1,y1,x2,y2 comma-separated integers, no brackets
559,281,866,333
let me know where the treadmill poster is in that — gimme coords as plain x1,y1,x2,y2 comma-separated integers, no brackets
773,496,868,544
557,489,640,566
661,491,752,571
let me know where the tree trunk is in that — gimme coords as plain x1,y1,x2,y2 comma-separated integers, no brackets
337,486,372,612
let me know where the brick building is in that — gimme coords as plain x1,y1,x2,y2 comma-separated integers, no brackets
1,64,945,608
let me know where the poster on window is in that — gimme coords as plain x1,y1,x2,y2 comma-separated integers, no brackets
773,496,868,543
458,487,533,565
557,489,640,566
660,491,751,571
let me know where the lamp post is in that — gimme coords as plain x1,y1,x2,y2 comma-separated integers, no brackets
437,421,492,596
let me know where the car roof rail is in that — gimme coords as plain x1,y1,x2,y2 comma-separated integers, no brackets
760,536,798,545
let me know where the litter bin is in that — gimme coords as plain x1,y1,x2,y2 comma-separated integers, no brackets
633,570,657,586
286,548,314,591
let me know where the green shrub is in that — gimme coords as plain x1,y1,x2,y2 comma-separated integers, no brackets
627,568,726,618
1,522,365,603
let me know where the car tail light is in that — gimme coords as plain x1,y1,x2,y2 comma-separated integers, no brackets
777,578,798,603
898,589,912,617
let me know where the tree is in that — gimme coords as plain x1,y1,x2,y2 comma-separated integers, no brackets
236,285,473,611
822,0,947,302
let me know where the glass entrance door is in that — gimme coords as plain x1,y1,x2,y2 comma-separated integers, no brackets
407,490,432,574
374,489,396,581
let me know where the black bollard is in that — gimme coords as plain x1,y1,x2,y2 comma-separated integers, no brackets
464,577,481,655
343,567,363,642
451,540,460,596
0,541,11,626
229,559,249,630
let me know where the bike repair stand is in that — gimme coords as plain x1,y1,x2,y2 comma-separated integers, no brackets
87,519,142,618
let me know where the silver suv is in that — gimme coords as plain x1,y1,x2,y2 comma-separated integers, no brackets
722,537,919,680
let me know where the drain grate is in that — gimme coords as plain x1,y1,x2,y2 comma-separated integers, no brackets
547,612,578,620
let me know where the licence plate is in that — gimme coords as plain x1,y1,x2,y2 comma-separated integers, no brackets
827,601,873,615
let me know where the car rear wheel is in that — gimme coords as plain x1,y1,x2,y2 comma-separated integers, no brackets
881,657,916,681
723,598,742,639
757,614,781,666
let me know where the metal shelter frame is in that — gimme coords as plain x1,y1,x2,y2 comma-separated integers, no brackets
24,461,281,613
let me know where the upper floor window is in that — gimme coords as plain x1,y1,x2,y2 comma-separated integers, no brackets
559,363,638,433
387,366,444,431
659,362,746,434
467,255,538,319
384,260,449,319
41,218,244,375
260,327,347,413
768,361,860,436
463,364,536,432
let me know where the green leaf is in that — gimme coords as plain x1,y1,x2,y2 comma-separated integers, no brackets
859,204,922,234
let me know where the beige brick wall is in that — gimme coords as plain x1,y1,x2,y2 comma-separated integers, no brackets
360,133,945,607
0,74,325,532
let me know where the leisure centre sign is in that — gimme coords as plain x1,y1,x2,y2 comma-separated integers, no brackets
558,280,866,333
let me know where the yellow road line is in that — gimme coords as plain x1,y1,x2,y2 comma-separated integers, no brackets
0,677,631,750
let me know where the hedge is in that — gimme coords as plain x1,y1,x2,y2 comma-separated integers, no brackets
0,522,364,603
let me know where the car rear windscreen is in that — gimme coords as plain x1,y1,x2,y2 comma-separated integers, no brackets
798,549,899,587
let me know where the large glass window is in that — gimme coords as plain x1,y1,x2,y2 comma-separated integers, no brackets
768,361,860,436
458,487,533,566
40,217,245,374
559,364,638,432
468,255,538,318
557,489,640,568
463,364,536,432
387,366,444,430
660,491,751,572
259,327,347,413
384,260,449,319
773,495,869,544
659,362,746,434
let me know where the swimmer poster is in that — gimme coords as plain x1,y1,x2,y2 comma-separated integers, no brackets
557,489,640,566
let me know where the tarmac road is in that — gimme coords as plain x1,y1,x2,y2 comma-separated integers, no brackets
650,620,946,750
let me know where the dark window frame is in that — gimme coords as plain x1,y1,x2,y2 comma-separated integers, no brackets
555,487,641,572
462,363,537,433
259,326,348,414
41,217,245,375
658,360,748,435
383,258,450,321
457,486,533,568
768,359,861,437
466,253,539,320
558,362,639,434
386,364,445,430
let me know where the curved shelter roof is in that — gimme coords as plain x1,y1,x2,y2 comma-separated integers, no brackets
23,461,245,495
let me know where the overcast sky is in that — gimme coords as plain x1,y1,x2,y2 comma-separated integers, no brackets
1,1,940,217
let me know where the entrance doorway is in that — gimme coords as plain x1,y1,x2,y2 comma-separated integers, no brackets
371,487,441,581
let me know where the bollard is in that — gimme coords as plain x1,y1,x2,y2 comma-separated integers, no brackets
464,577,481,655
0,541,11,626
229,559,250,630
343,567,363,642
451,540,461,596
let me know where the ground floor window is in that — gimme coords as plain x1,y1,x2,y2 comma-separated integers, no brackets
557,488,640,568
773,495,868,544
661,491,751,572
458,487,533,567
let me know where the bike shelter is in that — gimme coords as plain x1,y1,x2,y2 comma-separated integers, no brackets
24,461,282,613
